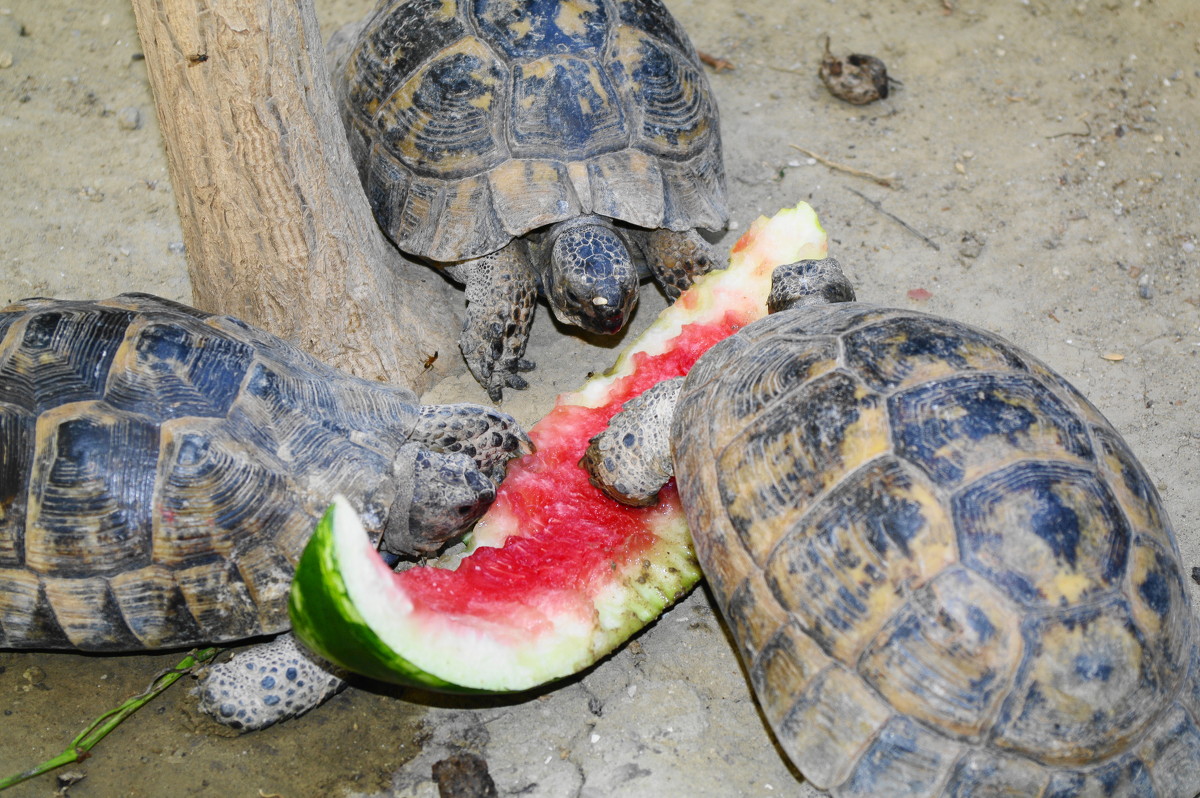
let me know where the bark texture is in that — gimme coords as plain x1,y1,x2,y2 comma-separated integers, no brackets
129,0,460,392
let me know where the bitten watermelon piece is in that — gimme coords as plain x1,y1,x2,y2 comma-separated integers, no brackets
288,203,827,691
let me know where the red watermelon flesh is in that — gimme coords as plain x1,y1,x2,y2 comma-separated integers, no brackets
288,203,827,691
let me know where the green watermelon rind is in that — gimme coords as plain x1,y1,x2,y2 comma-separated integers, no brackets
288,202,827,693
286,499,467,691
290,495,699,691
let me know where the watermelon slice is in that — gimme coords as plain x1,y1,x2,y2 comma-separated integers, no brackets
288,203,827,692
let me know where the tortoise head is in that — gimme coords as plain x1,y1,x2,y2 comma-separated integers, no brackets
767,258,857,314
543,220,638,335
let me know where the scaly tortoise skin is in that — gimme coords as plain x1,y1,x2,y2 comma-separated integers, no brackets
0,294,529,728
584,260,1200,795
334,0,727,400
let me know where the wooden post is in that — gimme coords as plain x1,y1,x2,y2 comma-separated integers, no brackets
129,0,459,392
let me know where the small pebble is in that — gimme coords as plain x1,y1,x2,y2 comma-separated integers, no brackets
56,771,86,790
117,106,142,130
0,50,12,69
432,752,498,798
959,232,985,259
1137,273,1153,299
21,665,46,691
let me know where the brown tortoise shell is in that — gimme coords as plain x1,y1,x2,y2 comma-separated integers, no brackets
337,0,726,262
672,303,1200,795
0,294,418,651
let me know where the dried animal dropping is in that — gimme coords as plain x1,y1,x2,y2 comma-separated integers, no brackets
819,37,890,105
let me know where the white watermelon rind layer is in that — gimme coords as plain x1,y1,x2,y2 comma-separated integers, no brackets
288,203,827,692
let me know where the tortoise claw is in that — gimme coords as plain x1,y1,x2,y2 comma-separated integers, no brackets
479,357,532,403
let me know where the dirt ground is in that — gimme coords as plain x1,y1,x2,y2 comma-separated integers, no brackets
2,0,1198,795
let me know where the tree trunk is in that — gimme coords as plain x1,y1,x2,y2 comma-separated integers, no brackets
129,0,460,392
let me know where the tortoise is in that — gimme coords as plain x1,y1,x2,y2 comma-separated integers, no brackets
0,293,530,730
332,0,728,401
583,259,1200,795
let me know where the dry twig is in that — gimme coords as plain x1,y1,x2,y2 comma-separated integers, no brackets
697,51,736,72
846,188,941,251
788,144,895,187
1047,120,1093,139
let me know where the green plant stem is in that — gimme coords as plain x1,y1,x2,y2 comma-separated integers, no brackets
0,647,219,791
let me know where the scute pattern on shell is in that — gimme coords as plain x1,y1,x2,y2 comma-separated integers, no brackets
673,304,1198,794
0,294,419,651
339,0,725,261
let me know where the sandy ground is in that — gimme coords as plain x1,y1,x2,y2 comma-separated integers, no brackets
2,0,1199,795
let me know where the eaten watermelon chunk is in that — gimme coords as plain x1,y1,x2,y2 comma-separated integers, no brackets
288,203,827,691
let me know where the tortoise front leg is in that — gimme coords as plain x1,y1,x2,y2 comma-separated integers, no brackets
196,633,345,731
634,228,724,301
580,377,684,507
380,444,495,558
446,240,538,403
381,403,532,557
410,403,533,482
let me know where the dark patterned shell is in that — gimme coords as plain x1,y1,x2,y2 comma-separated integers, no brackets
673,304,1200,796
339,0,726,261
0,295,417,651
